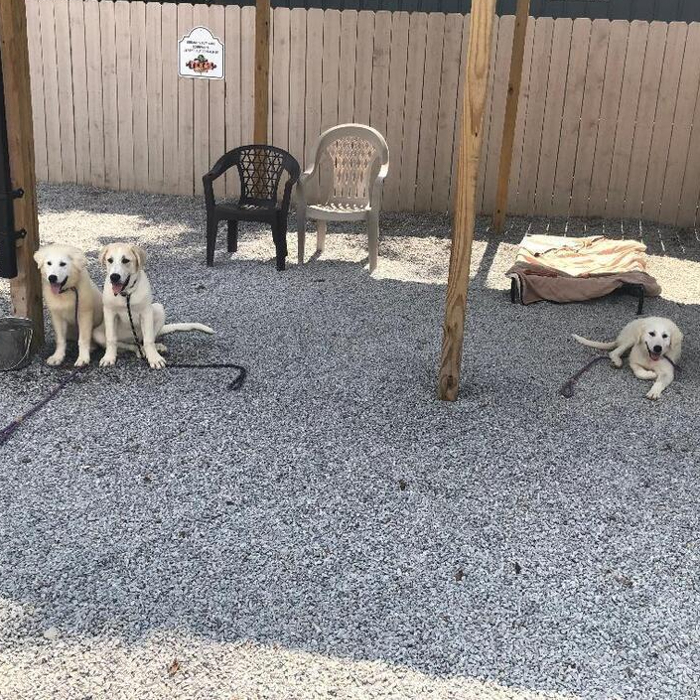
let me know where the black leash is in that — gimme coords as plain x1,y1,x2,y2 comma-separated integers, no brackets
124,293,247,390
1,291,246,447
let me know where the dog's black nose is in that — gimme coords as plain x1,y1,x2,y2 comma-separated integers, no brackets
48,274,57,283
109,273,121,283
653,345,662,354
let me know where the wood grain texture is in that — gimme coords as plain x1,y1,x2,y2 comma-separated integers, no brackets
1,0,44,345
254,0,270,143
438,0,496,401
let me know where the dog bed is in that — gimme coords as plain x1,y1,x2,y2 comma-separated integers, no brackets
506,234,661,313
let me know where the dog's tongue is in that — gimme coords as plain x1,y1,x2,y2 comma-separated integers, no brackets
111,282,125,296
650,351,661,361
50,282,62,295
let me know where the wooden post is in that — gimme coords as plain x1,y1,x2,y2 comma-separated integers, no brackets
437,0,496,401
254,0,270,144
492,0,529,233
0,0,43,348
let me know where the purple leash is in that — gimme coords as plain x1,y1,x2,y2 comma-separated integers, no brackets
0,369,83,446
559,355,609,398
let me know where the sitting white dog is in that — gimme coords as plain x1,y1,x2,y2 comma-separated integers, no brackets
573,316,683,400
34,244,103,367
96,243,214,369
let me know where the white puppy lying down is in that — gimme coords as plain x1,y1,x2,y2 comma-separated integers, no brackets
34,244,104,367
95,243,214,369
573,316,683,400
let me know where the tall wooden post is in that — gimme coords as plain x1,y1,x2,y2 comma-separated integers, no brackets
0,0,43,347
438,0,496,401
492,0,529,233
254,0,270,144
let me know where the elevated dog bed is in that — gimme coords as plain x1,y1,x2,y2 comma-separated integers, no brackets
506,235,661,314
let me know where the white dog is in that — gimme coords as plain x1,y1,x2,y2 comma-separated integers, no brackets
573,316,683,400
34,244,104,367
96,243,214,369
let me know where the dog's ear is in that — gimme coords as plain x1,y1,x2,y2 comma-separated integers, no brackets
70,249,87,271
670,325,683,351
98,245,110,267
130,245,147,271
33,249,45,268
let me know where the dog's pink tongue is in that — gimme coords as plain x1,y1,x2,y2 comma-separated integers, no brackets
50,282,62,295
111,282,125,296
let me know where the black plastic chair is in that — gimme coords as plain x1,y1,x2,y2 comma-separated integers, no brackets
203,145,301,271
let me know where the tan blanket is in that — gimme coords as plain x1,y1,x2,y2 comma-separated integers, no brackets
506,235,661,305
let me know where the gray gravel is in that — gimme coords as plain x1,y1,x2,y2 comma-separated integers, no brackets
0,183,699,700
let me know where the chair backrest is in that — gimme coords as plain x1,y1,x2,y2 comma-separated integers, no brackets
231,145,300,206
312,125,389,208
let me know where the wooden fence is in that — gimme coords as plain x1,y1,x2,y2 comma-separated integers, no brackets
26,0,700,226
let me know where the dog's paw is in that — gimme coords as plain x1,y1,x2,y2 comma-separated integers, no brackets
74,355,90,368
46,354,64,366
99,354,117,368
147,353,166,370
610,356,623,368
646,387,662,401
155,343,168,354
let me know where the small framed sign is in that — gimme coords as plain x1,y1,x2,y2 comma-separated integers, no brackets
178,27,224,80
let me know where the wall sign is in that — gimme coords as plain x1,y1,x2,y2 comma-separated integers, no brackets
178,27,224,80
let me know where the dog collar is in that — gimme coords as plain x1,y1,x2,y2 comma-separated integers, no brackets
118,274,138,297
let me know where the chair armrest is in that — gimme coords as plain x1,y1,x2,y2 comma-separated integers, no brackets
202,173,217,210
369,165,389,210
281,179,295,213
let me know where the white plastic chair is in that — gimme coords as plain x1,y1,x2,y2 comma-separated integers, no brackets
297,124,389,272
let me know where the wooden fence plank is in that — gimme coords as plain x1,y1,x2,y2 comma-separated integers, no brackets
382,11,409,210
240,6,255,145
26,0,47,182
39,0,61,181
177,3,194,195
414,12,445,211
354,11,374,125
566,19,604,217
513,17,553,215
505,15,534,211
546,18,592,216
304,8,323,166
192,4,210,195
131,1,149,191
605,20,649,219
369,11,391,139
288,8,307,166
84,0,104,187
208,5,225,198
146,1,163,193
397,12,427,210
100,0,119,190
431,13,463,213
272,8,290,151
115,1,134,190
68,0,90,184
623,21,667,220
338,10,357,124
53,0,76,182
321,9,341,133
642,22,687,221
224,4,242,197
586,20,628,217
482,14,514,215
448,13,470,211
666,23,700,225
161,1,178,195
533,18,572,215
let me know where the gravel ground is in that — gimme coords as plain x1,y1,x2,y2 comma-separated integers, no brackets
0,183,699,700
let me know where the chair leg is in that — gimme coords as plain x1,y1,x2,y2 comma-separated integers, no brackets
297,212,306,265
280,215,289,258
227,220,238,253
316,220,327,253
206,216,218,267
272,221,286,271
367,213,379,273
